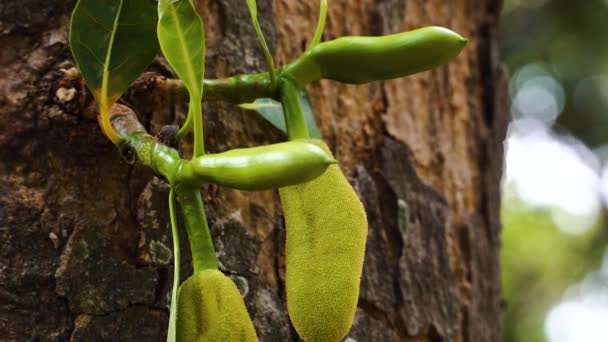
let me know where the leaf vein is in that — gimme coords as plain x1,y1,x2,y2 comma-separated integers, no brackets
73,39,105,66
168,2,201,94
81,7,113,33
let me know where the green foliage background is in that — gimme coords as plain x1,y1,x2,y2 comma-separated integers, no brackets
500,0,608,340
501,188,605,342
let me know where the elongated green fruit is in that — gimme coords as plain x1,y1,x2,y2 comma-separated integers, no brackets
283,26,467,86
176,269,258,342
279,140,368,342
179,141,336,190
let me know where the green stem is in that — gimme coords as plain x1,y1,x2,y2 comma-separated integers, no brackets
122,132,181,180
176,98,204,155
309,0,327,49
246,1,276,87
253,24,276,86
203,73,278,103
174,183,218,272
167,186,180,342
280,79,310,140
172,73,277,141
191,97,204,157
176,112,193,140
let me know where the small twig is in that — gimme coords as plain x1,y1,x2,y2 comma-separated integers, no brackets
69,69,278,114
109,104,147,137
110,104,180,181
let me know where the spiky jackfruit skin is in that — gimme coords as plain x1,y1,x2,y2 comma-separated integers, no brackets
279,140,368,342
176,269,258,342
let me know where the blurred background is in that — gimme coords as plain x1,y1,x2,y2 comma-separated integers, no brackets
499,0,608,341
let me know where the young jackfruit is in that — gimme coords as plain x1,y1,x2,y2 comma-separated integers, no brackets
279,140,368,342
176,269,258,342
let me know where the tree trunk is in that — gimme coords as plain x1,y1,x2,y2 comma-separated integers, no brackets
0,0,508,341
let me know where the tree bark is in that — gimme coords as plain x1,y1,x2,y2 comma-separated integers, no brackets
0,0,508,341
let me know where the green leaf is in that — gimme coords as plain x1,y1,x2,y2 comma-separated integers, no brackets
240,92,322,139
246,0,276,85
157,0,206,157
70,0,159,145
309,0,327,48
167,186,180,342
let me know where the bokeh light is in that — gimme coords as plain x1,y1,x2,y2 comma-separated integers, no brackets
504,118,602,235
545,253,608,342
500,1,608,340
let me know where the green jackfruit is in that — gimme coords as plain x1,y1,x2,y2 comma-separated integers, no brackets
279,140,368,342
176,269,258,342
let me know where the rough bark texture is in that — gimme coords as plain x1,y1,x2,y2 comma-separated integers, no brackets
0,0,508,341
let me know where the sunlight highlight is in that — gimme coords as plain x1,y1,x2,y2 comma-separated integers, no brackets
545,254,608,342
504,118,602,235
